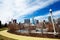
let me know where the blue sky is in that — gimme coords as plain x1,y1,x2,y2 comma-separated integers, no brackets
0,0,60,24
25,1,60,18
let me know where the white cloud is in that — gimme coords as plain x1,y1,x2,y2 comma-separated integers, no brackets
34,10,60,22
0,0,59,24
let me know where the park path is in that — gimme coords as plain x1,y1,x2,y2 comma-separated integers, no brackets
0,30,60,40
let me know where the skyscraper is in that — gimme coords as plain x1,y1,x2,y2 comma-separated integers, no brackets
35,20,39,24
57,18,60,24
48,16,55,23
48,16,52,23
32,17,35,25
13,19,17,23
43,20,46,28
24,19,30,24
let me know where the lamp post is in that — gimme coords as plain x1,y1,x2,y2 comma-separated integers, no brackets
49,9,56,35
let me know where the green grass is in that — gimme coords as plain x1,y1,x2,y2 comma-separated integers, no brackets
0,35,16,40
0,27,16,40
0,27,8,31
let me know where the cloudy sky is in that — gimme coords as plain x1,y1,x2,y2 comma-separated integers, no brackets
0,0,60,24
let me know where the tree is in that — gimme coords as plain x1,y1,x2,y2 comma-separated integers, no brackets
0,21,2,28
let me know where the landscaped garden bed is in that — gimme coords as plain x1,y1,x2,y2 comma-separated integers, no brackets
8,30,60,39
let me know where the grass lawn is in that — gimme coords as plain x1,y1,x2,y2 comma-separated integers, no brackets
0,35,16,40
0,27,16,40
0,27,8,31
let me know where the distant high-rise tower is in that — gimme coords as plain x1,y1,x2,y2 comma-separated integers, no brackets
35,20,39,24
32,17,35,24
43,20,46,28
57,18,60,24
24,19,30,24
48,16,55,23
48,16,52,23
13,19,17,23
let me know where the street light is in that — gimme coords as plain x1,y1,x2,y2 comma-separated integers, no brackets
49,9,56,35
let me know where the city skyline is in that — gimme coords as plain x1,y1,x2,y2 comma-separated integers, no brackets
0,0,60,24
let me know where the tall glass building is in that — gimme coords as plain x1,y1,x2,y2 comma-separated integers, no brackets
32,17,35,25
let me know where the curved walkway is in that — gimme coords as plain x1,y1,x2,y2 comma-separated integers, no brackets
0,30,60,40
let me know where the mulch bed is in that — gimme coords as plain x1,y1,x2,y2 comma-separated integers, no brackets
7,31,60,39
